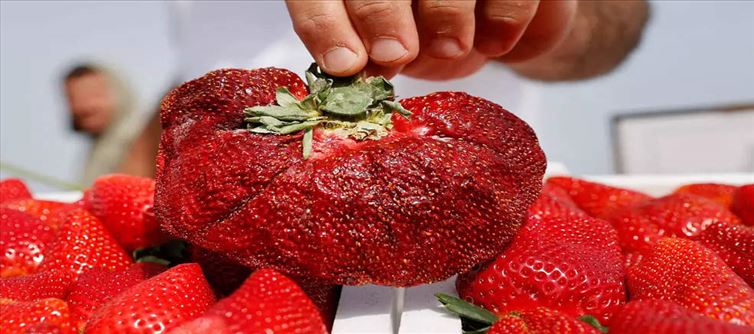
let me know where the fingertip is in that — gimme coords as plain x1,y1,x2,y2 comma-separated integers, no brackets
320,46,368,76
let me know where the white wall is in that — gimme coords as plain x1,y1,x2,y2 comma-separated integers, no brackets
0,1,175,191
536,1,754,175
1,1,753,192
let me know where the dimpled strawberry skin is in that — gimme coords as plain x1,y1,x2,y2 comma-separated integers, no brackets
610,300,753,334
0,178,32,203
457,215,626,324
155,68,546,286
488,307,601,334
627,238,754,326
85,263,215,334
0,270,75,301
0,208,55,276
698,221,754,286
0,298,76,334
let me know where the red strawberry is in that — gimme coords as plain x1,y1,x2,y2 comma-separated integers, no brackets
698,221,754,286
1,199,69,230
610,300,752,334
39,208,132,276
0,178,32,203
66,262,166,329
155,66,546,286
0,298,75,334
85,263,215,334
456,215,626,323
0,208,55,276
489,307,602,334
436,294,604,334
627,238,754,326
608,193,740,255
170,268,327,334
85,174,167,251
546,176,651,219
527,183,587,219
675,183,737,208
732,184,754,226
0,270,74,301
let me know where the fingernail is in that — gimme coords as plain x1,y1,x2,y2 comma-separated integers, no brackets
323,47,359,73
428,37,464,59
370,38,408,63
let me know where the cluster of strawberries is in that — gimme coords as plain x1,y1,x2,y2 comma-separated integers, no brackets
440,177,754,334
0,176,333,334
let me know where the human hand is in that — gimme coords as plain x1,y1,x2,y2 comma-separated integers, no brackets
286,0,577,80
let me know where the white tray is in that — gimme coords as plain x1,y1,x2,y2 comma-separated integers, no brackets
34,171,754,334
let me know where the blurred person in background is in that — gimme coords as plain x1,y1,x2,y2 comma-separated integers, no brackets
121,0,650,175
62,63,145,184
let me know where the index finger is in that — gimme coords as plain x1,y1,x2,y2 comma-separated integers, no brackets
286,0,368,76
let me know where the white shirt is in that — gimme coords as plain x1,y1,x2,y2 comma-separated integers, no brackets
169,1,541,127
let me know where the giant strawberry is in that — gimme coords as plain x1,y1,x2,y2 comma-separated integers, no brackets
155,65,546,286
456,215,626,324
84,174,167,251
170,269,327,334
627,238,754,326
0,208,55,276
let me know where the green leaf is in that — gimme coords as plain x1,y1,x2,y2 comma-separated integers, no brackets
302,128,313,159
365,76,394,101
275,87,301,108
436,293,498,326
274,120,322,134
249,126,277,134
463,327,491,334
381,100,411,117
321,86,373,117
136,255,170,266
246,116,288,127
132,240,188,267
579,315,608,333
245,105,314,121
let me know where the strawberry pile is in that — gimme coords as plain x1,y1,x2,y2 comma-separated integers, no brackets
0,177,330,333
440,177,754,333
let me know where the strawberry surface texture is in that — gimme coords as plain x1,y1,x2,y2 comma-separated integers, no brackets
155,66,546,286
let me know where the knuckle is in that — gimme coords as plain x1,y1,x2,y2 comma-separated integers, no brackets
293,12,337,36
350,1,398,24
483,1,538,27
423,1,468,19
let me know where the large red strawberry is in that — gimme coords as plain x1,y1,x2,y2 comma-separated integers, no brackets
0,270,75,301
732,184,754,226
674,183,738,208
456,215,626,323
698,221,754,286
0,298,76,334
0,178,32,203
170,268,327,334
608,193,740,255
610,300,752,334
84,174,167,251
436,294,603,334
546,176,651,219
66,262,166,329
1,199,69,230
155,66,546,286
85,263,215,334
39,208,132,276
627,238,754,326
0,208,55,276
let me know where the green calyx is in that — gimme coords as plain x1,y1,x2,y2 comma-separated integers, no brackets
244,63,411,159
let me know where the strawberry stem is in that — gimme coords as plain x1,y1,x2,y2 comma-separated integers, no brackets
578,315,608,333
435,293,498,326
244,63,411,158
